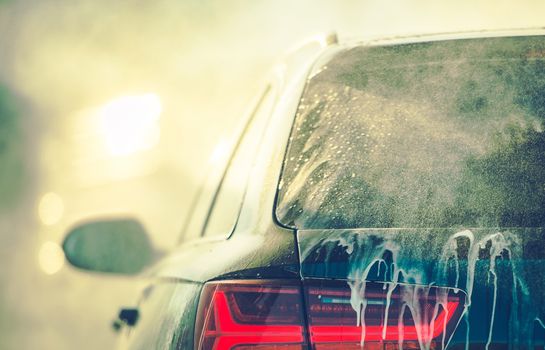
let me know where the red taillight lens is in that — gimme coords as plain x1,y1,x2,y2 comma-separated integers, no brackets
195,280,465,350
305,281,465,349
195,281,307,350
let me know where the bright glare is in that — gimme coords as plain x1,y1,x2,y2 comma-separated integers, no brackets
38,192,64,226
209,138,231,164
98,93,162,156
38,241,65,275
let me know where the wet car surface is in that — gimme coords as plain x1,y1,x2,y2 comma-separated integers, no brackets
63,30,545,349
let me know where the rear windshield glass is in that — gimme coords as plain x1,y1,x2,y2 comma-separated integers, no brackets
276,36,545,229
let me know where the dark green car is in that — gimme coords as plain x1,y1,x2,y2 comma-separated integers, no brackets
64,30,545,349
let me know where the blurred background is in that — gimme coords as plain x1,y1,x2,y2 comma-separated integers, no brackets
0,0,544,348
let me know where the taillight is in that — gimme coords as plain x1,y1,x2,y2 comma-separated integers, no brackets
305,281,465,349
195,281,307,350
195,280,465,350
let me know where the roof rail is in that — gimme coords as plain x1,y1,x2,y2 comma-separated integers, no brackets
285,31,339,56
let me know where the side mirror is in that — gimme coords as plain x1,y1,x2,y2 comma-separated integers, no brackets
63,218,157,275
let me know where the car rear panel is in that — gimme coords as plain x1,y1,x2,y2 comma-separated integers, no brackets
297,228,545,349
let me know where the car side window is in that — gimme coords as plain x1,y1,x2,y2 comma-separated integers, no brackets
202,86,275,238
179,159,227,242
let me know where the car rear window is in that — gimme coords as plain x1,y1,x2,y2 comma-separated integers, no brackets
276,35,545,229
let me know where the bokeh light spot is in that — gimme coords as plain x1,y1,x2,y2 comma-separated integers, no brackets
98,93,162,156
38,192,64,226
38,241,65,275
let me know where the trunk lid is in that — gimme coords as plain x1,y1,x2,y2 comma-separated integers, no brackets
297,228,545,348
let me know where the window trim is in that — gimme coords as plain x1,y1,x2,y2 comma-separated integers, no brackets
177,84,275,243
200,85,274,238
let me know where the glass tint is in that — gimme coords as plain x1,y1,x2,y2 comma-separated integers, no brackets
276,36,545,229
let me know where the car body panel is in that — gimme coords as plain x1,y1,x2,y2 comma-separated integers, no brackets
297,228,545,347
152,225,299,283
120,281,201,350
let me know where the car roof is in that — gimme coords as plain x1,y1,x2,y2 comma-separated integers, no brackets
338,26,545,48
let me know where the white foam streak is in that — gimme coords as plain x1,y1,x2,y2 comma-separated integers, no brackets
301,228,544,349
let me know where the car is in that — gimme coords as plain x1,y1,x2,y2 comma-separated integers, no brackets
62,29,545,350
